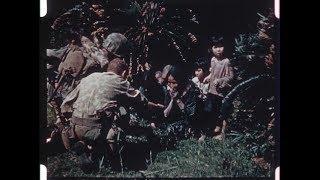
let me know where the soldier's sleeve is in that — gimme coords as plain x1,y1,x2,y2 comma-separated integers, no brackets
126,88,149,108
81,36,98,55
81,36,109,69
60,84,80,114
116,87,149,111
46,45,69,60
91,50,109,68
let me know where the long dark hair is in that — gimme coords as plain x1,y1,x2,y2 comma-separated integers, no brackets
168,65,189,92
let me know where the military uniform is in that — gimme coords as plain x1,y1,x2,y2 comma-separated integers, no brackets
59,69,150,172
47,33,130,125
61,71,148,144
46,33,130,96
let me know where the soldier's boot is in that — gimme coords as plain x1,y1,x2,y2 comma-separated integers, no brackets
90,144,107,172
61,124,75,150
72,141,95,174
107,142,122,172
72,141,86,155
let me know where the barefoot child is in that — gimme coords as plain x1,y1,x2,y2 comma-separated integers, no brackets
201,36,234,141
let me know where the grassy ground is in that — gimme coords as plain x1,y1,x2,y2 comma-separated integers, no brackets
46,138,270,178
143,138,270,178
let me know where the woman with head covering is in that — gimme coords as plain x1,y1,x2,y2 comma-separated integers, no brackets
159,65,203,139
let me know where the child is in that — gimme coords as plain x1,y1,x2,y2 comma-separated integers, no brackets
192,58,210,99
201,36,234,141
155,71,164,85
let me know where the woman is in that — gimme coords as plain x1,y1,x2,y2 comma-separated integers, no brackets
161,65,202,139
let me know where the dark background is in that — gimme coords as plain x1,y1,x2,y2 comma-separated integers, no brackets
40,0,274,67
41,0,273,37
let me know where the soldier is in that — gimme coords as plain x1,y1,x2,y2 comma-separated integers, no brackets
60,54,164,172
47,33,132,124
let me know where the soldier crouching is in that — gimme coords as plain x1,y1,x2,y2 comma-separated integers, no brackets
60,44,163,173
